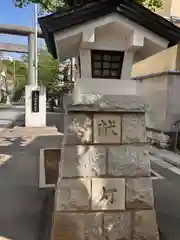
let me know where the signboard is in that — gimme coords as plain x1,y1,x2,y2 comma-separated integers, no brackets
31,90,40,113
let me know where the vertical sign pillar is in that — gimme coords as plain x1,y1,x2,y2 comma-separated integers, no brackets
26,33,46,127
25,85,46,127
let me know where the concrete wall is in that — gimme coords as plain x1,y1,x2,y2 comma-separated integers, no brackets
166,75,180,131
131,44,180,133
135,73,180,133
132,45,180,78
136,75,168,131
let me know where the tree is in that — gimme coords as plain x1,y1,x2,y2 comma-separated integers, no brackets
1,59,28,102
21,49,62,96
13,0,162,12
38,49,61,95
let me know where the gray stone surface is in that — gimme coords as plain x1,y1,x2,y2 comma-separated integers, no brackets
66,113,92,144
93,114,121,144
63,145,107,177
68,94,148,112
51,212,85,240
51,212,103,240
84,213,103,240
108,145,151,177
91,178,125,210
56,179,91,211
0,104,24,131
122,114,146,143
126,178,154,210
133,210,159,240
104,213,131,240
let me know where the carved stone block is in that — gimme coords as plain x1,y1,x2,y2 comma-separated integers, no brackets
104,213,132,240
51,212,103,240
107,145,151,177
91,178,125,210
84,213,103,240
51,212,85,240
63,145,107,177
122,114,146,143
93,114,121,144
133,210,159,240
126,178,154,209
66,113,92,144
56,179,91,211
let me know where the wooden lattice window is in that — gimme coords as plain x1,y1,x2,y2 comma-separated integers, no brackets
91,50,124,79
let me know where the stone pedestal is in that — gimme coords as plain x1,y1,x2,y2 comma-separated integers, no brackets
52,95,159,240
25,85,46,127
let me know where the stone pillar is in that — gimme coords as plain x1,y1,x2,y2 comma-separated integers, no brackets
28,33,35,85
25,85,46,127
52,95,159,240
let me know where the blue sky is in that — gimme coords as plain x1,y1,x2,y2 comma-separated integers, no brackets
0,0,44,59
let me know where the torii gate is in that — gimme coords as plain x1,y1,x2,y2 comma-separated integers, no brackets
0,24,43,85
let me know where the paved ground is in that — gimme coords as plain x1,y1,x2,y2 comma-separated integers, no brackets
152,163,180,240
145,148,180,240
0,127,63,240
0,104,24,131
0,104,64,132
0,111,64,240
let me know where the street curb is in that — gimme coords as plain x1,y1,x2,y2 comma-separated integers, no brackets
150,151,180,169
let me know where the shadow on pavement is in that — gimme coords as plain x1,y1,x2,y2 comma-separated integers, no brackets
0,126,63,239
153,178,180,240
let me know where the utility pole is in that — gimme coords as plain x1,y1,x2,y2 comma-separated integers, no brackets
34,3,38,85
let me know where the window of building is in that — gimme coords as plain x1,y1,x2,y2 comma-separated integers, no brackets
91,50,124,79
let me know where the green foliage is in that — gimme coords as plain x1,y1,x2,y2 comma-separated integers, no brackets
13,0,162,12
13,0,67,12
2,49,61,100
136,0,162,11
21,49,61,95
38,49,60,92
2,59,28,90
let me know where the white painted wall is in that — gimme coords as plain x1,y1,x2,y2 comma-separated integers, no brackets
73,78,138,104
25,85,46,127
136,76,168,131
54,13,169,79
135,74,180,133
121,52,134,79
79,49,91,78
166,75,180,131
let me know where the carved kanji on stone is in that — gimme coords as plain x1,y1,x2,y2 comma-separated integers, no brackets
98,119,118,137
100,186,118,204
